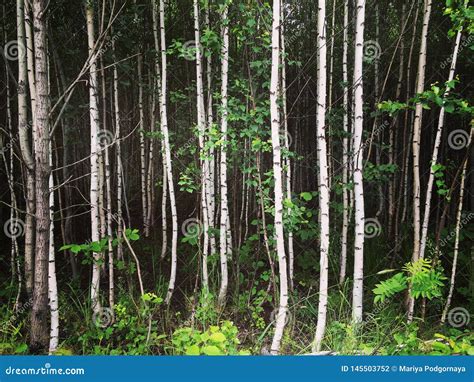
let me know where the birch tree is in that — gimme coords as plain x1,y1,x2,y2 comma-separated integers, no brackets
312,0,330,353
269,0,288,355
158,0,179,305
218,0,230,307
352,0,366,323
86,0,101,315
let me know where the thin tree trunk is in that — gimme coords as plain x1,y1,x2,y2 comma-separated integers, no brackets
419,29,462,260
352,0,366,323
86,1,101,316
159,0,179,305
18,0,35,298
313,0,330,352
339,0,349,285
193,0,211,290
441,130,472,322
217,1,230,307
269,0,288,355
408,0,432,323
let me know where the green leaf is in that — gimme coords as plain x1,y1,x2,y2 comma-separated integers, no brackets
202,345,222,355
300,192,313,201
209,332,226,343
185,345,200,355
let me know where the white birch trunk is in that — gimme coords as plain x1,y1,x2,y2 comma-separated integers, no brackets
339,0,349,285
269,0,288,355
419,29,462,260
159,0,179,305
86,2,101,315
352,0,366,323
441,130,471,322
408,0,432,322
218,2,230,307
313,0,330,352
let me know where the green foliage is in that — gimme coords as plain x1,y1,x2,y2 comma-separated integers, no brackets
373,259,447,303
171,321,250,355
373,272,407,303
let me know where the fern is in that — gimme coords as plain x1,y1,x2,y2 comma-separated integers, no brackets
373,272,407,303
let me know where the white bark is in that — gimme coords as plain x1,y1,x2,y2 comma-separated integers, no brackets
408,0,432,323
269,0,288,355
339,0,349,285
441,130,471,322
352,0,366,323
419,29,462,260
86,2,101,315
48,142,58,354
411,0,432,262
218,2,230,307
313,0,330,352
193,0,211,290
159,0,179,305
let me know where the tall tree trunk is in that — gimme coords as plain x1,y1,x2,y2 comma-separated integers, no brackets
441,130,471,323
339,0,349,285
419,29,462,260
159,0,179,305
86,1,101,316
313,0,330,352
193,0,211,290
269,0,288,355
18,0,35,298
408,0,432,323
218,1,230,307
352,0,366,323
30,0,50,353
